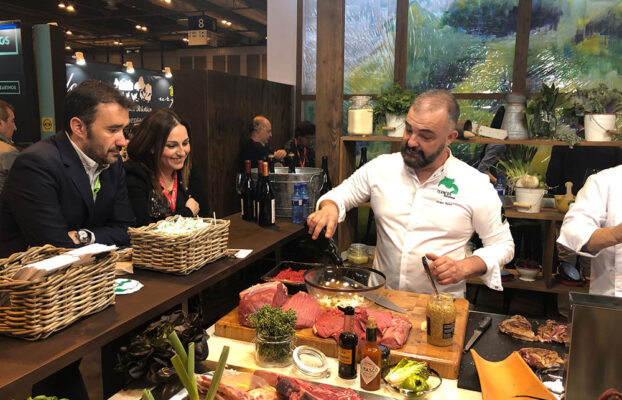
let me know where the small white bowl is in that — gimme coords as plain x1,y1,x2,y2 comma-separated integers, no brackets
516,267,539,282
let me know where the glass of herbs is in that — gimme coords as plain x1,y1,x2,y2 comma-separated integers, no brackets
249,305,297,368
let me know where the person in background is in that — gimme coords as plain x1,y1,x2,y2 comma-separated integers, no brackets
0,99,18,194
124,108,209,226
285,121,316,168
307,90,514,298
240,115,286,168
0,80,136,400
0,80,135,257
558,164,622,297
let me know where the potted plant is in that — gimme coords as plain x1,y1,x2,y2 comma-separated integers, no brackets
525,83,571,138
495,146,547,213
373,85,416,137
564,84,622,141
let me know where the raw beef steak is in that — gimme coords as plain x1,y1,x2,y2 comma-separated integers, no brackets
283,292,322,329
238,282,288,326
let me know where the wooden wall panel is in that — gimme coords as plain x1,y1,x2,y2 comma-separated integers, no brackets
180,56,193,70
394,0,409,88
213,55,226,72
172,70,293,217
227,55,240,75
194,55,207,70
512,0,532,95
247,54,260,78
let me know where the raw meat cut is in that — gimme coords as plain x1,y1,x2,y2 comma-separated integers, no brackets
312,306,411,349
283,291,322,329
247,388,278,400
275,375,364,400
197,374,254,400
238,282,288,326
518,347,564,369
536,320,569,344
312,308,344,340
498,315,537,341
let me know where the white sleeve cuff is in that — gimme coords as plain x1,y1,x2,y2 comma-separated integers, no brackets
471,251,503,291
557,226,603,258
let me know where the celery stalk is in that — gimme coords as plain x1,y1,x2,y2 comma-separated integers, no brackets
167,331,188,366
141,389,155,400
188,342,197,397
205,346,230,400
171,354,199,400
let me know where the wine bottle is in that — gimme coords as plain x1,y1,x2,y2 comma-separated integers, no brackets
253,161,263,221
287,153,296,173
240,160,254,221
268,154,276,173
320,156,332,195
360,316,382,391
358,147,368,169
258,161,276,226
338,306,358,379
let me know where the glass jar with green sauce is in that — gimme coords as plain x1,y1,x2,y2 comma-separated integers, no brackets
426,292,456,347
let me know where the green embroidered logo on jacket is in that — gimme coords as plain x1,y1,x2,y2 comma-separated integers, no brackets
438,177,459,194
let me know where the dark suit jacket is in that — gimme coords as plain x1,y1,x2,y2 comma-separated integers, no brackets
240,137,271,169
0,131,135,257
124,160,210,227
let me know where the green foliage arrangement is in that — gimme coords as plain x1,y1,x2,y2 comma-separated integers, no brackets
564,84,622,119
249,305,297,364
495,145,543,190
373,85,417,119
526,83,571,138
553,124,582,148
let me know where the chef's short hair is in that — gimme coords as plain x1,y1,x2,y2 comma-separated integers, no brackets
412,90,460,128
295,121,315,138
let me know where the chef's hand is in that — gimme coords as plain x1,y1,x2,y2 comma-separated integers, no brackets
426,253,487,285
307,200,339,240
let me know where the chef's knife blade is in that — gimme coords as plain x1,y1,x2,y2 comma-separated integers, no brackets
463,315,492,353
360,291,408,314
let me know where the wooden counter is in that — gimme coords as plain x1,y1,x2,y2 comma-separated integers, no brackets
0,214,305,398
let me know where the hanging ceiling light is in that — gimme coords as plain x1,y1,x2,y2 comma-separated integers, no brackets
124,61,135,74
73,51,85,65
65,45,71,50
163,67,172,78
182,37,188,42
66,4,75,12
58,2,66,8
65,30,72,35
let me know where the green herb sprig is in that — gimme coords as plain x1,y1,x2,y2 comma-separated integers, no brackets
249,305,297,338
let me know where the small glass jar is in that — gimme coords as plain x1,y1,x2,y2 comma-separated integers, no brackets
348,96,374,136
426,292,456,347
293,345,330,378
255,333,296,367
347,243,368,264
379,344,391,376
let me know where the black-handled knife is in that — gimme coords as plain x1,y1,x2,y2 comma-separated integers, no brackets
463,315,492,353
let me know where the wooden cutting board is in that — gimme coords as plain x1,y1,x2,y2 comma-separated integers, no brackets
214,288,469,379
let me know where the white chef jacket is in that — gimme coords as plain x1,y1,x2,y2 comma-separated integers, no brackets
318,152,514,298
558,165,622,297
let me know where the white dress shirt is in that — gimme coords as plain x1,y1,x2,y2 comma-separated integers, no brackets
558,165,622,297
318,152,514,298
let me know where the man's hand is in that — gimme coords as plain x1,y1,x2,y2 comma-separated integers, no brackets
425,253,486,285
67,230,80,245
307,200,339,239
185,197,200,216
273,149,287,161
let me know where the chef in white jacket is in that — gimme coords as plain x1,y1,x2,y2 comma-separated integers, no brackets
558,165,622,297
307,90,515,298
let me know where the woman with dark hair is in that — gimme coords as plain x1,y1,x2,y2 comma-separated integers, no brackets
124,108,209,226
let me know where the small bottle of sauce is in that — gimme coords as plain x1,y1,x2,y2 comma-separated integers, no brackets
426,292,456,347
338,306,358,379
360,316,382,391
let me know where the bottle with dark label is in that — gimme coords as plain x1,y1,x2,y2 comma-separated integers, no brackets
358,147,368,169
252,161,263,221
320,156,332,195
287,152,296,173
258,161,276,226
240,160,254,221
338,306,358,379
268,154,276,173
360,316,382,390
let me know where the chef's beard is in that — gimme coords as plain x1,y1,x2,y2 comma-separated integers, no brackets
401,141,445,169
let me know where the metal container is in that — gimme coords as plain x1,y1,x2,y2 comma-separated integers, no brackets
251,167,323,219
501,93,529,140
565,292,622,400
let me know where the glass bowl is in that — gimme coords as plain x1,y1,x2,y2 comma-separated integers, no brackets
303,266,386,309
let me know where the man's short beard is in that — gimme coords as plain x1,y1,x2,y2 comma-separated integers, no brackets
401,141,445,169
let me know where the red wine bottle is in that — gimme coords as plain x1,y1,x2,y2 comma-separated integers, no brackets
258,162,276,226
253,161,263,221
240,160,254,221
320,156,332,195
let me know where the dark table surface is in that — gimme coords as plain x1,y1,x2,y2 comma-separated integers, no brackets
458,310,567,392
0,214,305,398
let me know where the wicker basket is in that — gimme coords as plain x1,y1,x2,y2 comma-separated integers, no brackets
128,217,230,275
0,245,118,340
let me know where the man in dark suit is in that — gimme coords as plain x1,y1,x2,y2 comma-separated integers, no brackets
0,80,136,257
0,80,135,399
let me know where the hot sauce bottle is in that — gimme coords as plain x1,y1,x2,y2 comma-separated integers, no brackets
338,306,358,379
360,316,382,390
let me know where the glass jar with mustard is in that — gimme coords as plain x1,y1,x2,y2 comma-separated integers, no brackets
426,292,456,347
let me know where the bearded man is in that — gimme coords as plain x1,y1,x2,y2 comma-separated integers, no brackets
307,90,514,297
0,80,135,257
